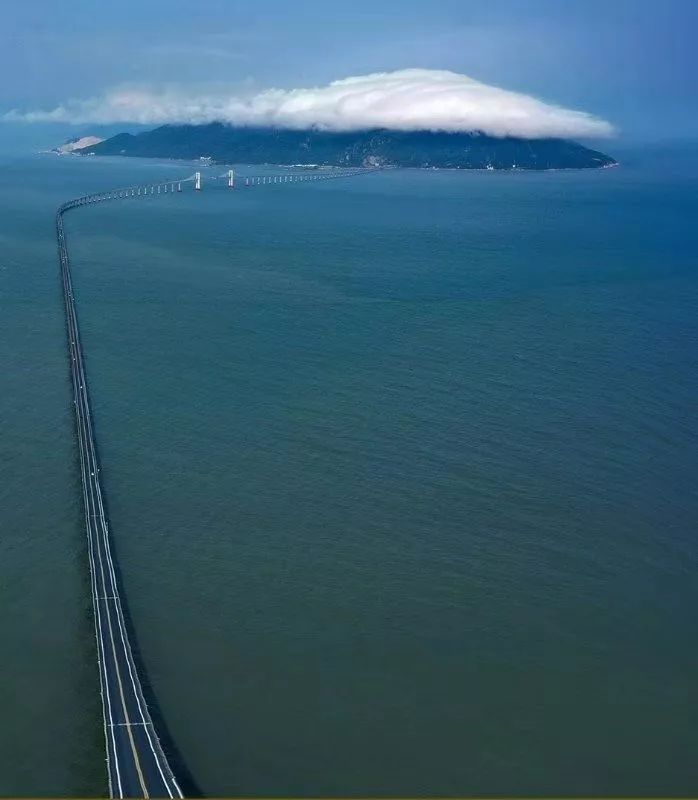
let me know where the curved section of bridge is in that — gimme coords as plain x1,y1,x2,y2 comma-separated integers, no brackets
58,198,184,800
57,166,379,798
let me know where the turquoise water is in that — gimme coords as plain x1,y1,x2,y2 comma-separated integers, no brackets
1,150,697,796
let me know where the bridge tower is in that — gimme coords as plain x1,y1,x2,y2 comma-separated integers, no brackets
195,171,202,191
177,182,182,192
227,169,235,188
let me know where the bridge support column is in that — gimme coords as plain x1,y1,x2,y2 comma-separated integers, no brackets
227,169,235,188
178,182,182,192
195,171,202,191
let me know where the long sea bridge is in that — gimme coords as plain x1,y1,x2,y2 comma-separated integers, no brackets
57,165,378,798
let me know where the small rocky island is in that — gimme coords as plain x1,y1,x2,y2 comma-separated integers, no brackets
77,123,616,170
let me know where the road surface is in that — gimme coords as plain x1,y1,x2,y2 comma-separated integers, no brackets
58,201,183,799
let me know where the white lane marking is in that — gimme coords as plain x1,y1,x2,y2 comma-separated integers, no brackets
109,722,152,727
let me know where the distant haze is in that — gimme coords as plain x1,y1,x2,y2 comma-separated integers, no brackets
4,69,614,140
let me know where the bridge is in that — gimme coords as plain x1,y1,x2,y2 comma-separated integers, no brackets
61,165,381,201
57,166,378,798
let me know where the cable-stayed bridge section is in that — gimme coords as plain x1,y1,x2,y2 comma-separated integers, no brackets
57,165,378,798
65,165,381,202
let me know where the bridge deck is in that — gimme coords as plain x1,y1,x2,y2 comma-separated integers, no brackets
58,207,183,799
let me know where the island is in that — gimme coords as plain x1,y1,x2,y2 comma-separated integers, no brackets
76,123,616,170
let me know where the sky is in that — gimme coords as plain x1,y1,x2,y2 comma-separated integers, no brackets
1,0,696,149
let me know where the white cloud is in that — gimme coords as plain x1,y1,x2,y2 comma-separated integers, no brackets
3,69,614,139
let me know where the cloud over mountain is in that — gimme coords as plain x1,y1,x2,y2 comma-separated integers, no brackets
4,69,614,139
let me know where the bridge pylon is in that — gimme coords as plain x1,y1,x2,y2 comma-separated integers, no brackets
195,171,202,191
227,169,235,188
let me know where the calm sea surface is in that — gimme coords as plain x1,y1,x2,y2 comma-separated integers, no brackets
0,149,697,796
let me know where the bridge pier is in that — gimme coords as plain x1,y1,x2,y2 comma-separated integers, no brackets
194,171,202,191
227,169,235,188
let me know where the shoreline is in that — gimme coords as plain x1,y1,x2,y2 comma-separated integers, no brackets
39,150,619,172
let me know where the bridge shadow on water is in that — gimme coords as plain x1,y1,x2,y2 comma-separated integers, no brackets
119,579,203,796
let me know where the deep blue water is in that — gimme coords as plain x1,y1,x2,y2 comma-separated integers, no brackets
0,148,697,796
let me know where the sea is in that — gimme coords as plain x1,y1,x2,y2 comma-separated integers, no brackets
0,146,697,796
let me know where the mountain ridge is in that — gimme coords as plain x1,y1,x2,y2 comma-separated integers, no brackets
78,123,616,170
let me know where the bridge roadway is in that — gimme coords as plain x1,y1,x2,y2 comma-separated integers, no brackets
58,198,183,799
56,166,379,797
